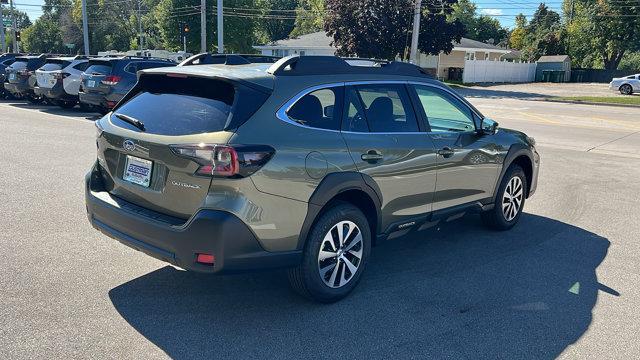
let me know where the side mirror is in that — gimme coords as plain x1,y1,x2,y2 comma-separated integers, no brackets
324,105,334,118
480,118,499,135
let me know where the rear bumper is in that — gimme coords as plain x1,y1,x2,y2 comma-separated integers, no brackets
3,81,30,95
85,163,301,273
34,83,70,100
79,90,123,109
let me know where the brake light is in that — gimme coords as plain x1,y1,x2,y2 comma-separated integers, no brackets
170,144,275,178
101,75,121,86
53,72,70,81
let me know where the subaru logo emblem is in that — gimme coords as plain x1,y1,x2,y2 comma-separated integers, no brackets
123,139,136,152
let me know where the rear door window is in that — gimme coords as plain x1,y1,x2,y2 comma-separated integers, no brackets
347,84,419,133
112,79,235,136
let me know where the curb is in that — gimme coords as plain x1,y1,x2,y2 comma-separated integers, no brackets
542,98,640,109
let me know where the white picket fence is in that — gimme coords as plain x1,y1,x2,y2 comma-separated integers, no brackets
462,60,537,84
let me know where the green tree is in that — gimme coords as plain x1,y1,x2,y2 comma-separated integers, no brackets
450,0,508,44
22,17,65,53
564,0,640,70
255,0,298,42
325,0,464,60
290,0,324,37
519,4,565,61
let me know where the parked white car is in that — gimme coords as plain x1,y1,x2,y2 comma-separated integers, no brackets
34,56,90,108
609,74,639,95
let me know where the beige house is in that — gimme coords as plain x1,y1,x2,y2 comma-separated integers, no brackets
254,31,513,80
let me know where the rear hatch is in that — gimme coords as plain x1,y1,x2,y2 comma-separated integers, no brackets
82,60,114,94
5,59,28,84
36,60,71,89
95,73,271,219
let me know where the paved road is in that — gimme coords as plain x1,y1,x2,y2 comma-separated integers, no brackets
458,82,639,98
1,98,639,359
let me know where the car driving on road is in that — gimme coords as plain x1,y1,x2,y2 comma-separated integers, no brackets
85,55,539,302
34,55,91,109
79,56,175,114
610,74,639,95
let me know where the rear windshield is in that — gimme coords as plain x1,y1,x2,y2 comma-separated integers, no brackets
40,61,70,71
112,79,235,136
85,63,112,75
9,61,27,69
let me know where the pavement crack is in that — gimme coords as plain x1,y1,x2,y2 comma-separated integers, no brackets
586,130,640,152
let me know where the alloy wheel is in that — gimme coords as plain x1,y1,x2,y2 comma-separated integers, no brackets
502,176,524,222
317,220,363,288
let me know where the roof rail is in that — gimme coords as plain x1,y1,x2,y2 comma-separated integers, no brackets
178,53,281,66
267,55,432,78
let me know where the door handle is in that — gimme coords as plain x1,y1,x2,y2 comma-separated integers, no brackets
361,150,383,162
437,147,455,157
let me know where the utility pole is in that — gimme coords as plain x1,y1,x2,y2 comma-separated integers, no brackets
138,0,143,50
1,1,5,53
409,0,422,64
200,0,206,53
81,0,90,55
9,0,16,53
216,0,223,53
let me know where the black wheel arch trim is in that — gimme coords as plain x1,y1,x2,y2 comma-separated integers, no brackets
492,144,534,202
296,172,383,250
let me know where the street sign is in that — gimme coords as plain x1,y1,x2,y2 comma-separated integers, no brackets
65,43,75,49
3,20,12,27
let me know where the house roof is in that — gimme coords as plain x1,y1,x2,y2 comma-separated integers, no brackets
254,31,510,53
455,37,502,50
537,55,570,63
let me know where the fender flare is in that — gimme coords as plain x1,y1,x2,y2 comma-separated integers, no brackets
491,144,534,203
296,172,383,250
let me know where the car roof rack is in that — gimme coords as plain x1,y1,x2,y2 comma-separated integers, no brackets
178,53,281,66
267,55,432,78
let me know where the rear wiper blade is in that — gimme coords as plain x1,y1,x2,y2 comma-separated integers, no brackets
114,113,145,131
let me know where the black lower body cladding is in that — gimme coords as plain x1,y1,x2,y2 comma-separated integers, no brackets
85,162,301,273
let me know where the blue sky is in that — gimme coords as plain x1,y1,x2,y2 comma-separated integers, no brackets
7,0,564,30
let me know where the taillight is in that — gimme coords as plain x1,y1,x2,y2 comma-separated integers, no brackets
101,75,121,86
170,144,275,178
53,72,70,81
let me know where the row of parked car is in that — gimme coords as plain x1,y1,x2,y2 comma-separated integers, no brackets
0,52,280,114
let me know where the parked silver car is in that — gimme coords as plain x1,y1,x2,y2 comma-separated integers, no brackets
34,56,90,108
609,74,639,95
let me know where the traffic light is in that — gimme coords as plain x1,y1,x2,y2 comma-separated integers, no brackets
183,23,190,35
15,31,21,42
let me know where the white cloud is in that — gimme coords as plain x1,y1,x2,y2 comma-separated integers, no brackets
480,8,504,16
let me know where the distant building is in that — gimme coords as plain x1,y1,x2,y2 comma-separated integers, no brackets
253,31,514,80
536,55,571,82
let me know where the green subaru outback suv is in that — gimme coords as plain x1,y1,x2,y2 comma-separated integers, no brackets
85,56,539,302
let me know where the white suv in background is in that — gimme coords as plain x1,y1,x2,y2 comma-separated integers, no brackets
34,56,90,108
609,74,639,95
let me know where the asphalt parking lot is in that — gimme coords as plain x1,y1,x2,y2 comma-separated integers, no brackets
1,95,639,359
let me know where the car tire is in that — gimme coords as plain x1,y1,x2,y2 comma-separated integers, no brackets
288,202,371,303
482,165,527,231
620,84,633,95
